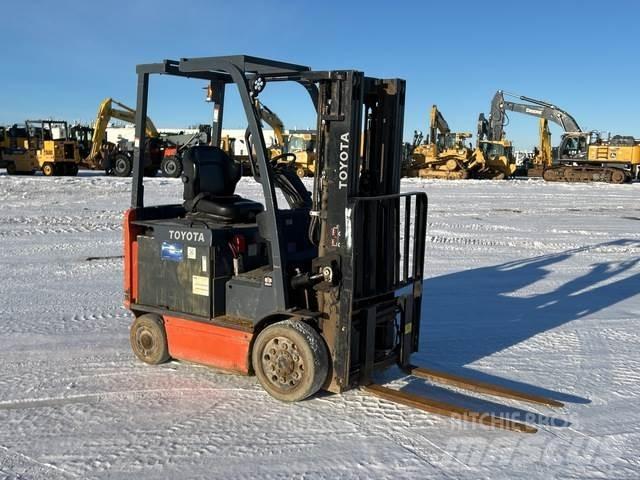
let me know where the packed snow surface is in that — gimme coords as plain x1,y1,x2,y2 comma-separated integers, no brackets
0,172,639,479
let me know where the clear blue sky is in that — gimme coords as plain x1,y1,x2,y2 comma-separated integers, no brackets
1,0,638,150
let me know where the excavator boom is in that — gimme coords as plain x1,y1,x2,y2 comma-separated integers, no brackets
499,91,582,133
86,98,159,166
429,105,450,145
255,99,286,146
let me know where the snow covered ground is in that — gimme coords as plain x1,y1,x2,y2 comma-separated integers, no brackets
0,172,639,479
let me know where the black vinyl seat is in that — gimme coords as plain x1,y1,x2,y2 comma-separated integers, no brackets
182,146,264,223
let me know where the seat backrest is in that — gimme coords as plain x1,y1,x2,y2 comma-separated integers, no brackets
182,146,241,201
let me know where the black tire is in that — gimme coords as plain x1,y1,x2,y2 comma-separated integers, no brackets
161,156,182,178
112,153,132,177
6,163,16,175
252,320,328,402
42,162,55,176
130,314,170,365
69,163,79,176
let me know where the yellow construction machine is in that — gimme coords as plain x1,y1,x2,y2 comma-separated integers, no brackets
256,100,317,177
286,130,316,177
405,105,515,180
473,133,517,179
405,105,475,179
83,98,162,176
4,120,81,176
527,118,552,177
492,91,639,183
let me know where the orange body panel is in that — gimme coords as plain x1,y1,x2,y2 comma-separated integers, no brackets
164,316,253,375
123,208,137,307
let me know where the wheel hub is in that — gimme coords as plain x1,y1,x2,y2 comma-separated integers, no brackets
137,328,154,355
261,336,304,389
116,159,127,171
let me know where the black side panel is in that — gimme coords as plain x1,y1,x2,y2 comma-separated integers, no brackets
137,236,211,317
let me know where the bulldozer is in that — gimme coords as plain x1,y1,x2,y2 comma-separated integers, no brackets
474,113,517,179
405,105,515,180
4,120,81,176
404,105,475,179
491,90,639,183
123,54,563,433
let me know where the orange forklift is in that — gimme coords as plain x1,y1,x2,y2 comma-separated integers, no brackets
124,55,562,432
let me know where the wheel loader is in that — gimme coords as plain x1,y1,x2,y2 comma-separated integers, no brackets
124,55,562,432
4,120,81,176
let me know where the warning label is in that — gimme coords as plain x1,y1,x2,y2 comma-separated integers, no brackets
192,275,210,296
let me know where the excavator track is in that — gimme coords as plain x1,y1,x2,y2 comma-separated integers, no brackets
363,384,537,433
543,165,630,184
415,168,470,180
362,365,564,433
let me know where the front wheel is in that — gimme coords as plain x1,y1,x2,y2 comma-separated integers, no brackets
112,154,133,177
161,156,182,178
130,314,170,365
42,162,55,176
252,320,328,402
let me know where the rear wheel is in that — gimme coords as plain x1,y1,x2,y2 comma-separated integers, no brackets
112,154,132,177
252,320,328,402
42,163,55,176
6,163,16,175
161,156,182,178
130,314,170,365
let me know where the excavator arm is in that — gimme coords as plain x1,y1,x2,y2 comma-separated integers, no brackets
86,98,159,164
428,105,450,145
533,118,552,169
255,99,286,147
495,90,582,133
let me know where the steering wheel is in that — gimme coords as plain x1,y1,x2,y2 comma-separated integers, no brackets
270,152,297,167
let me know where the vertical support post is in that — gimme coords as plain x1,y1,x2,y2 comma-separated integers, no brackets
131,72,149,209
209,80,225,148
361,305,377,384
400,294,414,367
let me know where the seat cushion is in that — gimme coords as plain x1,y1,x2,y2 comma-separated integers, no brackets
193,195,264,223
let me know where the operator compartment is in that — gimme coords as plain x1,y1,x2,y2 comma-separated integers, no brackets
131,146,268,320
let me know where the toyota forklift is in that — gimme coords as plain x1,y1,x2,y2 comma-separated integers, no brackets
124,55,562,433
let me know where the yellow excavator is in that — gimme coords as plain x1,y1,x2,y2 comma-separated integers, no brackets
491,91,639,183
255,100,317,177
83,98,162,176
4,120,81,176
